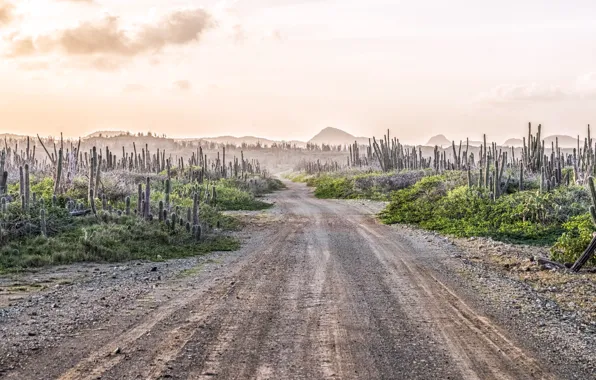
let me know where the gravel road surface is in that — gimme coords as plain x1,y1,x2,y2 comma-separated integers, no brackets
1,181,593,379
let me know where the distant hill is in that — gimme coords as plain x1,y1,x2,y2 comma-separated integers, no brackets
503,138,523,147
201,136,275,146
309,127,368,145
0,133,27,140
425,134,451,147
84,131,128,139
502,135,577,148
543,135,578,148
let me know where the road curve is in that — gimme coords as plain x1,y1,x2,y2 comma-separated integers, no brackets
6,182,555,379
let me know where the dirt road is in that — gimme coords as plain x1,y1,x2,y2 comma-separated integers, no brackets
0,182,581,379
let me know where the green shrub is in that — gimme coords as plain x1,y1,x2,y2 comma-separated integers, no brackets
0,216,239,271
380,177,586,246
551,214,596,265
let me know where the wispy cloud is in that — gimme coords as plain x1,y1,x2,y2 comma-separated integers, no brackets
173,80,191,92
0,0,15,26
5,8,214,59
57,0,95,3
478,83,569,104
123,83,148,93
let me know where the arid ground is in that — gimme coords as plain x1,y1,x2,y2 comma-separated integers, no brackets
0,181,594,380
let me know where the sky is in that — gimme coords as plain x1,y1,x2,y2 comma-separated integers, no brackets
1,0,596,144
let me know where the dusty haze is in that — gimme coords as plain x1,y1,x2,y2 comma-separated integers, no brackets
1,0,596,143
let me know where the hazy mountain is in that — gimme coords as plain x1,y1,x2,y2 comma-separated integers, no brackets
194,136,304,147
309,127,368,145
425,134,451,147
201,136,275,146
503,138,523,147
543,135,578,148
502,135,577,148
0,133,27,140
84,131,128,139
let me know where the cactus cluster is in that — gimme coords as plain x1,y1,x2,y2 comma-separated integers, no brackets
571,176,596,271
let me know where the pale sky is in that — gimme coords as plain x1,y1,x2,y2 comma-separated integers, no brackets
1,0,596,143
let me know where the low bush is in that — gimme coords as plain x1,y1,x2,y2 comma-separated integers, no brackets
551,214,596,265
0,216,239,271
380,177,588,246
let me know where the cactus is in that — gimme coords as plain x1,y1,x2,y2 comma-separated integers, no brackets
170,212,177,232
1,197,6,213
89,189,97,216
164,178,171,209
519,164,524,191
193,224,202,241
54,148,63,195
158,200,164,222
40,207,47,237
571,176,596,271
144,177,151,219
136,183,143,214
0,150,5,194
89,147,96,204
19,166,24,200
186,221,191,233
24,164,30,210
192,192,199,226
95,151,101,196
125,196,131,215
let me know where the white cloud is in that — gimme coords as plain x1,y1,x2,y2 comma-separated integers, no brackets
478,83,569,104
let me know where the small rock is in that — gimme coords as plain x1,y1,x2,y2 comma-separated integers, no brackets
151,267,158,272
113,347,122,355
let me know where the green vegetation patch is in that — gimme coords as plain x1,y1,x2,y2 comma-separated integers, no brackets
0,216,239,271
379,175,590,246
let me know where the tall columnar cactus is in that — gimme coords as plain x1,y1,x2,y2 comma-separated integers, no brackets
571,176,596,271
54,148,63,195
18,166,24,203
89,189,97,216
164,178,171,209
89,147,96,204
24,164,30,210
158,200,164,222
0,150,6,195
192,225,201,241
144,177,151,219
95,151,101,196
192,192,199,226
137,183,143,215
170,212,177,232
125,196,131,216
40,207,47,237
